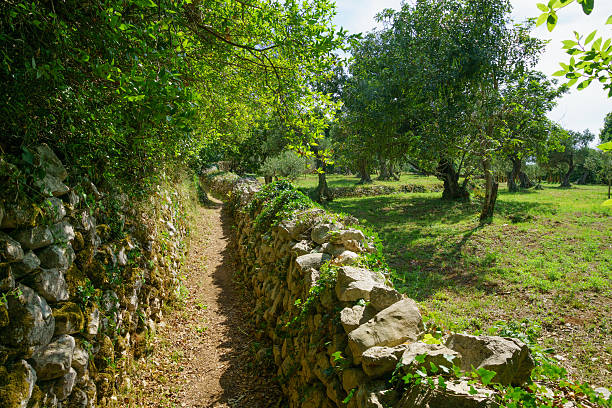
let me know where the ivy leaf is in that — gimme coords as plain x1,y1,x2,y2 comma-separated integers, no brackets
469,385,478,395
476,367,497,385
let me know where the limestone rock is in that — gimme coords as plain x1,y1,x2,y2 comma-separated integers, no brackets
321,242,346,256
362,345,409,378
71,342,90,378
0,263,15,292
50,221,75,244
348,298,424,363
334,250,360,266
340,304,376,333
11,251,41,278
0,284,54,353
25,269,69,303
355,380,399,408
311,223,342,244
342,368,366,393
36,244,74,270
84,304,100,339
34,174,70,197
0,202,39,229
335,266,385,302
295,253,331,273
0,231,24,262
53,367,77,401
400,342,461,373
331,229,366,245
369,285,402,311
31,334,76,381
398,379,496,408
0,360,37,408
291,240,311,256
42,197,67,223
446,333,535,385
12,226,53,250
52,302,84,335
66,387,88,408
35,144,68,181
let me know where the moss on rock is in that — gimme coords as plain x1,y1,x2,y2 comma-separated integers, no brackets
52,302,84,335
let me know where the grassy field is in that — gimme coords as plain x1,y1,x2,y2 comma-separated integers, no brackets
292,173,443,189
325,183,611,387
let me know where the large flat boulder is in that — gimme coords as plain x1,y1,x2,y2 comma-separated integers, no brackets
446,333,535,385
348,298,424,363
399,379,497,408
335,266,386,302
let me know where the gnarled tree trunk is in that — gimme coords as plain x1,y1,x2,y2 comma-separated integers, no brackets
437,159,469,200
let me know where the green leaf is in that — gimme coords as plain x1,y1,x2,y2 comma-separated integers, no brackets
562,40,578,48
577,79,592,90
592,37,602,51
415,354,426,364
603,199,612,207
476,367,497,386
597,141,612,152
430,362,439,373
552,69,567,76
536,13,548,27
537,3,549,12
469,385,478,395
606,15,612,25
546,13,558,32
580,0,594,15
585,30,597,44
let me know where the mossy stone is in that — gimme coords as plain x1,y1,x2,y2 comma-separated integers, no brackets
0,360,36,408
52,302,84,335
63,265,88,301
94,335,114,372
25,385,43,408
0,302,9,328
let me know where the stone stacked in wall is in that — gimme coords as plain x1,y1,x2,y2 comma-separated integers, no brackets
201,170,536,408
0,146,188,408
300,183,443,200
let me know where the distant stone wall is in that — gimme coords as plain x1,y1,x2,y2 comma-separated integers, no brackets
0,145,188,408
315,183,443,199
200,170,535,408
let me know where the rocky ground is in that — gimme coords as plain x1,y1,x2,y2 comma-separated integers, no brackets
127,200,282,408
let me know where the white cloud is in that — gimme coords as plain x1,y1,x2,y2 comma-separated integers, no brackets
332,0,612,138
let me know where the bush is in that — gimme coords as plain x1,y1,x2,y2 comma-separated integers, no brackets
259,151,309,181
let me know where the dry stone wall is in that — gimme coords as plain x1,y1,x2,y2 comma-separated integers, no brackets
0,145,188,408
201,170,536,408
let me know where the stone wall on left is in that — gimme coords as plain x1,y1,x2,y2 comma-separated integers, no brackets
0,145,189,408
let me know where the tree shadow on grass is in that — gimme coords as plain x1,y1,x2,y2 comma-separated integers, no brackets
326,193,554,301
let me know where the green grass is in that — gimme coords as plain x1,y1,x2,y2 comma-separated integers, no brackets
291,173,442,189
325,183,612,387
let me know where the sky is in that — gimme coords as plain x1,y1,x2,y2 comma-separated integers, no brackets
332,0,612,141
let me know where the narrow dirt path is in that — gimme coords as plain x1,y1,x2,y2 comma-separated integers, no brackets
129,201,283,407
